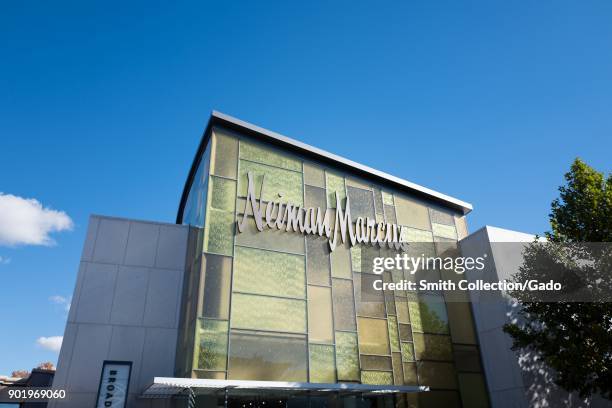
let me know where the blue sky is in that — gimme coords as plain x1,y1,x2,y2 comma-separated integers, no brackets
1,0,611,375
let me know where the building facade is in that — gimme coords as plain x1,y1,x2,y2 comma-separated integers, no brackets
51,112,490,407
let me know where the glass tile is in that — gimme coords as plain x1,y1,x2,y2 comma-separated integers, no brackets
228,330,307,381
332,279,356,331
326,172,346,208
399,323,413,342
432,223,457,240
309,344,336,383
239,140,302,171
234,246,305,299
388,316,400,352
392,352,403,385
193,370,226,379
458,373,489,408
400,227,433,243
360,355,392,371
396,299,410,324
408,293,449,334
306,236,331,286
238,159,304,206
204,208,234,256
308,286,334,343
335,331,359,381
394,196,431,230
305,185,327,209
373,188,384,215
383,205,397,224
196,319,228,370
331,240,352,279
350,246,361,272
209,176,236,212
357,317,390,355
429,208,455,226
347,186,375,221
231,293,306,333
453,345,482,372
211,129,238,179
400,342,414,362
355,273,386,317
202,254,232,319
382,191,394,206
454,215,469,240
235,215,305,254
385,292,396,316
402,362,418,385
346,177,371,190
361,371,393,385
413,333,452,361
417,361,458,389
304,162,325,188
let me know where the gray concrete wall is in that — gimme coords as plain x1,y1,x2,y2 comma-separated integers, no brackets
50,215,189,408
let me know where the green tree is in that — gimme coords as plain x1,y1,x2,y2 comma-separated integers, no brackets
503,158,612,400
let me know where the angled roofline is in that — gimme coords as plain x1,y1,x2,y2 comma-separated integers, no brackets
176,111,473,223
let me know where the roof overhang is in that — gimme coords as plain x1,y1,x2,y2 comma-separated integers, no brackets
177,111,473,223
141,378,427,399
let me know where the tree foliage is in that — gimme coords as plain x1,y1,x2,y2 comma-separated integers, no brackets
503,158,612,400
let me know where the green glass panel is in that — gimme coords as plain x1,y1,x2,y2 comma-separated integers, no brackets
417,361,458,389
361,371,393,385
234,246,305,298
429,208,455,226
303,162,325,188
350,246,361,272
458,373,489,408
304,185,327,209
432,223,457,239
388,316,400,352
400,227,434,243
228,331,307,381
401,342,415,362
396,299,410,324
308,286,333,343
194,370,226,379
355,273,386,317
360,355,392,371
197,319,228,370
409,293,449,334
383,204,397,224
309,344,335,383
209,176,236,212
402,362,418,385
335,331,359,381
399,323,413,341
239,140,302,171
373,188,384,215
238,160,303,206
235,214,305,254
413,333,452,361
382,191,394,206
394,196,430,230
204,208,234,256
326,172,346,208
392,352,403,385
347,186,375,221
331,240,352,279
211,129,238,179
306,236,331,286
332,279,356,331
202,254,232,319
231,293,306,333
357,317,390,355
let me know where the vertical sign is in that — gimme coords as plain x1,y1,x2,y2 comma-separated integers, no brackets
95,361,132,408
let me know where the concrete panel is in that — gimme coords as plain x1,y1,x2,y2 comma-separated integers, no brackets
143,268,182,328
125,222,160,267
66,324,113,393
80,216,99,262
109,326,146,394
110,266,149,325
155,225,188,270
67,262,86,323
51,323,78,390
138,328,177,390
75,263,117,324
92,218,130,264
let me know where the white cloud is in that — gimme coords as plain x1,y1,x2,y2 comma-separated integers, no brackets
49,295,71,312
36,336,63,353
0,193,73,247
0,256,10,264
